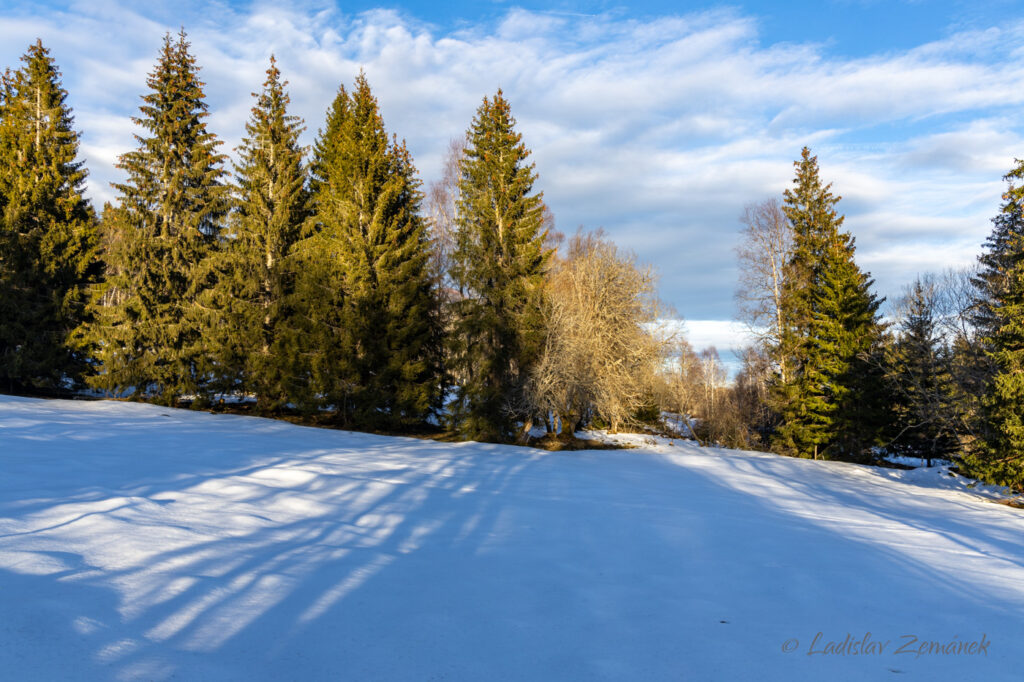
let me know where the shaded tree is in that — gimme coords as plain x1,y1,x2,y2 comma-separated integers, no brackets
965,161,1024,488
733,344,776,449
199,57,308,411
0,40,99,394
883,277,957,466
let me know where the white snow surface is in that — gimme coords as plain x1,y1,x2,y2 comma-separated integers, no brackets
1,395,1023,681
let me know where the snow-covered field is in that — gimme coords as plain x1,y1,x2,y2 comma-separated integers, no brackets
2,396,1023,681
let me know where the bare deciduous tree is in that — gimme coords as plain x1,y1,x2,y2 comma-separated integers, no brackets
735,198,792,379
694,347,748,447
935,266,981,348
424,138,463,293
733,344,775,447
660,336,702,432
699,348,727,411
658,341,752,448
527,229,663,437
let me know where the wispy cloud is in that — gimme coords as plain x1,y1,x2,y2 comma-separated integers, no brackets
2,2,1022,339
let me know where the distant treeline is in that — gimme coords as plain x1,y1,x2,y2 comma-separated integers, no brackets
1,32,1021,490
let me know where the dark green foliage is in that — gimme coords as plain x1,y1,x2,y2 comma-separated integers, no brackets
296,73,442,428
632,394,662,426
770,147,884,461
964,162,1024,489
815,231,887,460
0,40,99,394
771,149,837,456
883,279,958,466
450,90,550,441
287,85,351,415
973,193,1024,341
85,31,228,405
198,57,308,411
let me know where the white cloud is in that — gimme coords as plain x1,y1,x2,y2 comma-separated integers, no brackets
2,3,1023,330
675,319,756,353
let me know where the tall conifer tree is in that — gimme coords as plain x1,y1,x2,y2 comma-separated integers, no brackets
199,57,308,411
815,229,886,460
289,85,350,415
86,31,228,404
771,147,883,460
0,40,98,394
298,73,441,427
966,160,1024,488
451,90,550,441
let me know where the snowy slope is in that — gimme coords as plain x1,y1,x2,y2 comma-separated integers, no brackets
1,395,1022,681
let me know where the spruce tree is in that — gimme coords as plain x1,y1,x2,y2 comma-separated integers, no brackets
288,84,350,415
771,147,883,461
198,57,308,411
771,148,838,457
85,31,228,404
966,160,1024,488
817,231,886,460
297,73,441,428
884,279,957,466
451,90,550,441
0,40,99,394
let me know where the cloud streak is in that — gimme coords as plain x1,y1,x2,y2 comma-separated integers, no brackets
2,2,1023,345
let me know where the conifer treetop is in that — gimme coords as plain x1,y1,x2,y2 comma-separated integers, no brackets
783,147,844,241
456,89,548,285
1,39,91,225
115,29,227,239
235,55,306,183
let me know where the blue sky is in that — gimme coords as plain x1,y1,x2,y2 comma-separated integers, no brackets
3,0,1024,354
334,0,1017,55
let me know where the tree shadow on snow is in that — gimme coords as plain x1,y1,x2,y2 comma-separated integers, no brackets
3,406,1024,680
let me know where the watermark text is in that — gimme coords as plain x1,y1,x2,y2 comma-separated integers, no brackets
780,632,990,658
